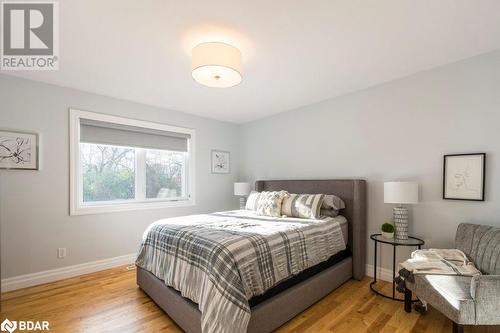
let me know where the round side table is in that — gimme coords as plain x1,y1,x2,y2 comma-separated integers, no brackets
369,233,424,301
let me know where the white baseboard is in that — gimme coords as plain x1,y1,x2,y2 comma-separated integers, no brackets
365,264,394,282
2,257,392,292
1,253,136,292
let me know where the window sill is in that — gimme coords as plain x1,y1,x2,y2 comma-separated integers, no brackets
70,199,195,216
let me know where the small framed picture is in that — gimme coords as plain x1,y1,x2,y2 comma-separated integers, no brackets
211,150,230,174
0,130,39,170
443,153,485,201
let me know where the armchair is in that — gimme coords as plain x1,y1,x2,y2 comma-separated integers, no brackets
404,223,500,333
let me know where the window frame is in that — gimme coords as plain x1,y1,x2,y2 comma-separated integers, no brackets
69,108,196,216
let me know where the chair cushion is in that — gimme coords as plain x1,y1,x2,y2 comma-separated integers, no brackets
471,275,500,324
406,275,476,324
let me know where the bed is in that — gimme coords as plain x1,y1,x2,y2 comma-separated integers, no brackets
136,179,366,333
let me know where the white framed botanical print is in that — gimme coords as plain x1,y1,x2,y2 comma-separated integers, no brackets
443,153,485,201
211,150,230,174
0,130,39,170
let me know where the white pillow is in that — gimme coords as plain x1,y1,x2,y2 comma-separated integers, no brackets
255,191,289,217
245,191,260,210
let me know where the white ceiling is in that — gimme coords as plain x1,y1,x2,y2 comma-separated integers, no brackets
7,0,500,123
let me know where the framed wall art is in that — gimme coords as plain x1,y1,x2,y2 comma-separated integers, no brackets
0,130,39,170
443,153,485,201
211,150,230,174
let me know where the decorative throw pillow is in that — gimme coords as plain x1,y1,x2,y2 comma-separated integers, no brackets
245,191,261,210
282,193,325,219
255,191,289,217
321,194,345,210
320,208,340,217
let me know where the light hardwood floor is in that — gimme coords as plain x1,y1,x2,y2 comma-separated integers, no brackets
1,266,498,333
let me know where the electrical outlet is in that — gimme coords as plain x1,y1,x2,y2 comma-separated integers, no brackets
57,248,67,259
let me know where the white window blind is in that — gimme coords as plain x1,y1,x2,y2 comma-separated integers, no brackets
70,109,196,215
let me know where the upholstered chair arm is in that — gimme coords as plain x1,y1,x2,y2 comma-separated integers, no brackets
470,275,500,324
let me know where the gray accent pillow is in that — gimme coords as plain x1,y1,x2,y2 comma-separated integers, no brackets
322,194,345,210
320,208,340,217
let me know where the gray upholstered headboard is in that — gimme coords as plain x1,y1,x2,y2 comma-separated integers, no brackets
255,179,367,280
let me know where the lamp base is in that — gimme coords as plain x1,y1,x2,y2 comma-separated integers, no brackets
239,197,246,210
393,207,409,240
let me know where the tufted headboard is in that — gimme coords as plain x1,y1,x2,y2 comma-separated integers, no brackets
255,179,367,280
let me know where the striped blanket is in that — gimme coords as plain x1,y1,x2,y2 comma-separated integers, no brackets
136,210,346,333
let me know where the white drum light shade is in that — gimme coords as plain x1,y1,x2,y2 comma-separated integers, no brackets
192,42,242,88
234,182,251,196
384,182,419,204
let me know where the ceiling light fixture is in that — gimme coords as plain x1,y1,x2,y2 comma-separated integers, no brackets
192,42,242,88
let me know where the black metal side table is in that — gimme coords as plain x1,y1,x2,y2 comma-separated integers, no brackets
370,233,424,301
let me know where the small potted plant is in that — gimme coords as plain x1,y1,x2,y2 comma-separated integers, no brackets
381,223,395,239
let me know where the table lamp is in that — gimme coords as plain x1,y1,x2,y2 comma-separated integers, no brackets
234,182,251,209
384,181,419,240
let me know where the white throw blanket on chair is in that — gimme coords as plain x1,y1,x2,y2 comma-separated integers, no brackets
400,249,481,276
396,249,481,309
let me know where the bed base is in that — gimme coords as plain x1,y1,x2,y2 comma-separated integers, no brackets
137,257,353,333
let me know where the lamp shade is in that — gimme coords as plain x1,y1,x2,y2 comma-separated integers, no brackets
192,42,242,88
384,181,419,204
234,182,251,196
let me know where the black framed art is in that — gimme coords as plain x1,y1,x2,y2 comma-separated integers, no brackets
443,153,486,201
0,130,39,170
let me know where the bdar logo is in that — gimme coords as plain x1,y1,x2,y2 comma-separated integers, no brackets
0,319,17,333
0,319,49,332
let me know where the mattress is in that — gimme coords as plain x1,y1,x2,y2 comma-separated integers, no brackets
135,210,347,333
248,248,351,307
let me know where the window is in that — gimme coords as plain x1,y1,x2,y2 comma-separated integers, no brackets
70,109,195,215
145,149,186,199
81,143,136,202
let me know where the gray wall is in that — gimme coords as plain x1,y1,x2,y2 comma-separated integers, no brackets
240,50,500,270
2,50,500,279
0,75,241,278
